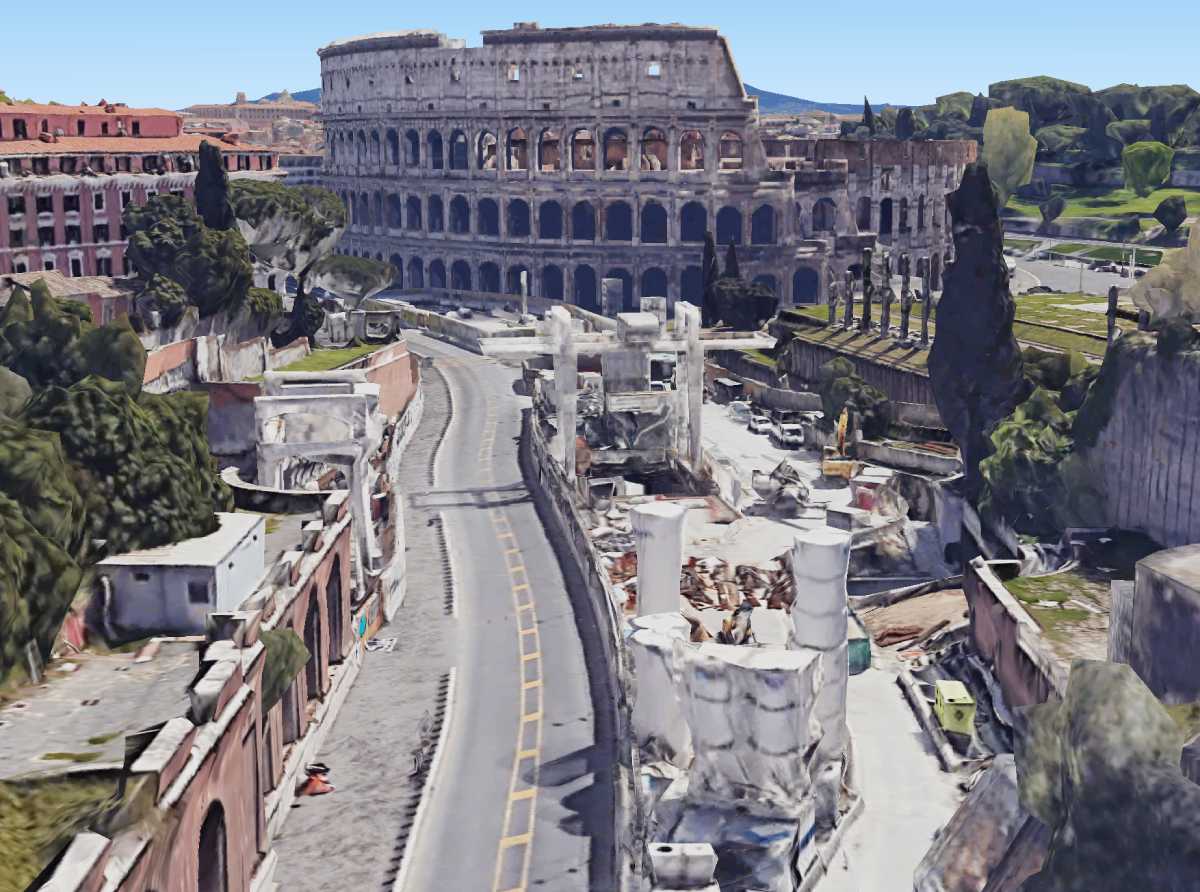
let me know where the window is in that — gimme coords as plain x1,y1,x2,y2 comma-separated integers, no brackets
6,196,24,215
134,572,150,582
12,119,27,139
60,156,79,174
91,155,106,171
69,257,82,277
13,261,26,273
93,223,110,243
572,68,585,81
36,195,53,214
76,120,85,136
131,120,140,136
188,580,211,605
121,190,132,208
8,228,24,248
38,226,54,246
101,122,109,135
647,62,661,77
65,225,81,244
42,257,55,271
93,192,104,211
32,158,49,175
507,64,520,82
97,256,112,276
64,194,80,213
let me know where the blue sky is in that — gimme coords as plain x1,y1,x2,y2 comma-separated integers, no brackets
6,1,1198,109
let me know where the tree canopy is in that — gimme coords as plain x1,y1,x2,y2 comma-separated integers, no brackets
1122,140,1175,197
982,107,1038,204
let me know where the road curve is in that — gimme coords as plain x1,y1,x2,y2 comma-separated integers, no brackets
399,332,616,892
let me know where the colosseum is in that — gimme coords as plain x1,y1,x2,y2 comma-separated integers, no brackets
318,23,976,311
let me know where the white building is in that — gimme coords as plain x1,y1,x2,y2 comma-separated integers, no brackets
97,512,266,637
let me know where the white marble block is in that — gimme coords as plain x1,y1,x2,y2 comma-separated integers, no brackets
631,502,688,616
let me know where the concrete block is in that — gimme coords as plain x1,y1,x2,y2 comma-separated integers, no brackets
650,842,718,889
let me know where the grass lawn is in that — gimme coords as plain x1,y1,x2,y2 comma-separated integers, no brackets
1044,242,1090,255
1083,245,1162,266
275,343,379,373
1004,238,1040,251
741,349,777,367
1007,185,1200,220
1005,567,1111,605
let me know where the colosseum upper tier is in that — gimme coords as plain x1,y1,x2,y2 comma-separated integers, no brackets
318,23,977,310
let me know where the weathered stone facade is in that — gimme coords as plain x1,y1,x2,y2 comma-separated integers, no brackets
318,23,974,310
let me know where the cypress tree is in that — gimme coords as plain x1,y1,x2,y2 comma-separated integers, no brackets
195,140,235,230
724,241,740,280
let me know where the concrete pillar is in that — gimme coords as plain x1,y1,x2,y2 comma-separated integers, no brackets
676,301,704,468
548,306,577,481
789,527,851,766
631,502,687,616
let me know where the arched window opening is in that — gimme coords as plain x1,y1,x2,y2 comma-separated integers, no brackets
542,265,564,300
680,202,706,243
429,259,447,289
477,131,498,170
506,265,530,295
538,201,563,240
641,128,668,171
812,198,837,233
507,199,531,238
406,196,422,231
303,591,321,701
716,206,743,245
899,197,910,233
326,555,343,661
681,266,704,306
879,198,894,239
405,129,420,166
605,201,632,241
386,195,403,229
574,265,597,310
370,131,381,165
719,131,743,171
428,131,444,170
641,267,668,300
450,259,471,290
449,196,470,234
603,128,629,171
640,203,667,243
507,127,528,171
389,254,404,287
605,269,634,312
571,129,595,171
793,267,820,304
480,262,501,293
680,130,704,171
751,205,776,245
539,129,561,171
856,196,872,232
386,129,399,165
198,802,228,892
449,131,468,170
917,195,926,231
408,257,424,289
428,195,444,232
478,199,499,237
571,202,596,241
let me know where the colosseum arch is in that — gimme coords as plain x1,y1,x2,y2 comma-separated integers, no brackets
429,259,447,289
606,201,633,241
680,130,704,171
507,127,528,171
449,131,468,170
751,205,776,245
538,128,561,171
681,265,704,304
371,193,382,228
428,195,444,232
538,201,563,240
571,201,596,241
356,131,366,164
641,128,668,171
389,254,403,286
405,129,420,166
386,129,399,165
719,131,744,171
197,801,228,892
400,196,417,231
641,267,668,299
408,257,424,288
879,198,894,238
450,260,471,290
641,202,668,243
753,273,778,295
899,197,910,233
917,194,926,231
330,134,338,162
386,195,403,229
716,206,743,245
856,196,872,232
507,199,531,238
680,201,707,242
571,129,595,171
428,131,444,169
480,262,501,293
477,131,498,171
370,131,381,164
542,264,564,300
793,267,819,304
812,198,837,233
449,196,470,233
357,192,369,226
506,265,529,295
478,199,499,236
575,265,598,309
603,128,629,171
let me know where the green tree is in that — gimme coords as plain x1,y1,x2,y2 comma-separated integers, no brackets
723,241,740,280
982,107,1038,205
194,141,234,231
863,97,876,135
1154,195,1187,233
701,231,720,306
816,357,891,440
1122,140,1175,198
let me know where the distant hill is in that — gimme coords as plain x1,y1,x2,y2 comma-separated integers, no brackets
260,85,864,115
744,84,865,116
258,88,322,104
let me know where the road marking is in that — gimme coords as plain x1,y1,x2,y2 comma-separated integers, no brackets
521,651,540,662
522,679,542,690
509,787,536,801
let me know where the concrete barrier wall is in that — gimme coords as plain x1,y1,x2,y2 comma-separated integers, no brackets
143,338,197,391
343,340,420,420
522,413,641,891
704,360,824,412
964,558,1067,710
856,440,962,476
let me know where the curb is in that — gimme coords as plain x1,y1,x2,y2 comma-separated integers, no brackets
896,668,963,773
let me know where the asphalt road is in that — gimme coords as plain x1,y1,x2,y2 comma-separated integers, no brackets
397,333,615,892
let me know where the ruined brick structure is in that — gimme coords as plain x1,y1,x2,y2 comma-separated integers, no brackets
318,23,975,309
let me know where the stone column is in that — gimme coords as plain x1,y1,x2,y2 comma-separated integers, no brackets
789,527,851,767
859,247,874,333
843,270,855,329
631,502,688,616
920,258,932,347
1107,285,1119,344
548,307,577,481
677,301,704,468
520,270,529,318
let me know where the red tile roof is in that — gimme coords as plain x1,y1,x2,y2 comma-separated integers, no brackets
0,135,274,157
0,102,178,117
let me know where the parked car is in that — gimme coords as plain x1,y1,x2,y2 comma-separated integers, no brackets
770,419,806,449
727,400,753,424
748,413,772,434
457,306,474,319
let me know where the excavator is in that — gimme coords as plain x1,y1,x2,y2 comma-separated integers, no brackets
821,407,861,482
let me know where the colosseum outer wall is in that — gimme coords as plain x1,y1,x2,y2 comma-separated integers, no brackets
318,23,974,310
